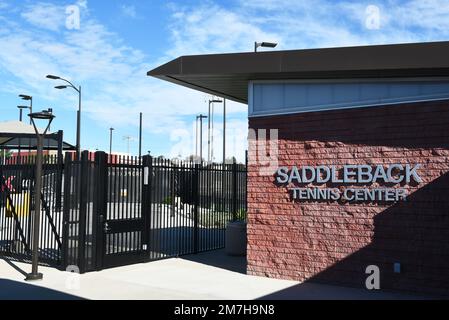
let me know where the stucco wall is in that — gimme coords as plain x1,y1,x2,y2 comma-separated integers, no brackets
247,100,449,297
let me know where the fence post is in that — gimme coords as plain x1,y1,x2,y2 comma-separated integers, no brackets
232,159,238,222
142,155,152,259
77,151,89,273
61,153,72,269
193,163,199,254
93,151,108,271
55,130,64,211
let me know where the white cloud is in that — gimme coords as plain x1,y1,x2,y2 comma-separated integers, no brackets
121,5,137,19
21,2,67,31
166,3,281,56
2,0,449,161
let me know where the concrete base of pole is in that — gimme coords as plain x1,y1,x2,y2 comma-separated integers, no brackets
25,273,43,281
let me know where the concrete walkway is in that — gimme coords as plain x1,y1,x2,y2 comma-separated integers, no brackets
0,250,428,300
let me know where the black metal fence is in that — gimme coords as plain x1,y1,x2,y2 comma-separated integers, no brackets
0,151,247,272
0,155,63,266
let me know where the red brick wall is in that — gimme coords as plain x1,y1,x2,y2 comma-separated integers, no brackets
247,100,449,297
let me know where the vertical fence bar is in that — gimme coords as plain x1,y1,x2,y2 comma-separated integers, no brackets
193,163,199,254
232,159,238,222
61,153,72,269
142,155,152,260
77,151,89,273
94,151,108,271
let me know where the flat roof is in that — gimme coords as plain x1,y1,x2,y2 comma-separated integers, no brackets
147,41,449,104
0,121,76,150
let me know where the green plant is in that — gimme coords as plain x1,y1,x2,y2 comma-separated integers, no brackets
162,196,172,205
235,209,247,221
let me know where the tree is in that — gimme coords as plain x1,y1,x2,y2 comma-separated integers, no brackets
225,156,237,164
0,149,12,158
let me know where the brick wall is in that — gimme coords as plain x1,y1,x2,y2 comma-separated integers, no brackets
247,100,449,297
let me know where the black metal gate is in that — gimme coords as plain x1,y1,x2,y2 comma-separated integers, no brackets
1,151,247,273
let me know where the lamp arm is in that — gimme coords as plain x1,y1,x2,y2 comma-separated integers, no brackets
59,78,79,92
42,118,54,135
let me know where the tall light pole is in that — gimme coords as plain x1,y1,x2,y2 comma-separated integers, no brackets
109,128,114,155
207,99,223,163
254,41,278,52
139,113,143,158
46,75,81,159
17,106,30,122
197,114,207,163
123,136,133,155
17,106,30,163
19,95,33,124
195,116,199,160
26,109,55,281
223,99,226,164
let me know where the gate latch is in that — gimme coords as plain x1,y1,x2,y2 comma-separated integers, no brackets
104,222,111,232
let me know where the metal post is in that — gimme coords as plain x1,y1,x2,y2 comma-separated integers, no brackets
77,150,89,273
195,117,198,160
232,159,238,222
142,155,152,259
30,98,33,124
208,102,211,163
211,103,214,163
76,86,82,159
94,151,108,271
200,116,204,163
25,134,43,281
193,163,199,254
139,113,143,158
223,99,226,164
18,109,22,163
61,153,72,269
109,128,114,156
56,131,63,210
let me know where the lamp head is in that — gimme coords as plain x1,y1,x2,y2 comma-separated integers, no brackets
46,75,61,80
260,42,278,48
19,94,32,101
55,85,68,90
29,109,55,121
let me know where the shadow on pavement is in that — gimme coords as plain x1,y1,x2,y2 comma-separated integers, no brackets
256,281,433,300
182,249,247,274
0,279,84,300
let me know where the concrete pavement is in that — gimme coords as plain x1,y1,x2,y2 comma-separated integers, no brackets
0,250,429,300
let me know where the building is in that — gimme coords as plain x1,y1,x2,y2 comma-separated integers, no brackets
148,41,449,297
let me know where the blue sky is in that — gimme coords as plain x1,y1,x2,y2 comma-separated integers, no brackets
0,0,448,161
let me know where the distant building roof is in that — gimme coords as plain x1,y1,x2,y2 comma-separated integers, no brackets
0,121,75,150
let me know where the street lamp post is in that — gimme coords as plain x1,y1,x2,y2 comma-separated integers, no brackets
17,106,30,163
207,99,223,163
109,128,114,156
139,113,143,158
46,75,81,159
17,106,30,122
197,114,207,163
26,109,55,281
223,99,226,165
19,95,33,124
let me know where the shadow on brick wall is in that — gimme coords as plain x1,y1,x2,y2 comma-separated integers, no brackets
301,172,449,298
252,101,449,299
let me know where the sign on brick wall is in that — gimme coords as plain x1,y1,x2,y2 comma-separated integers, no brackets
275,164,422,202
